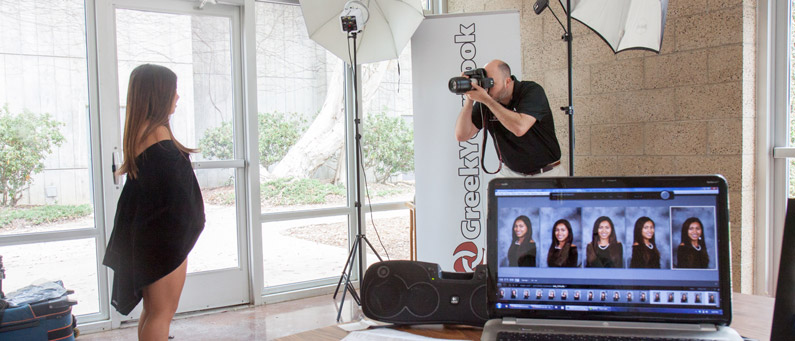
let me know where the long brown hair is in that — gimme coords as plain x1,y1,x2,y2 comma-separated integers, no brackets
117,64,196,178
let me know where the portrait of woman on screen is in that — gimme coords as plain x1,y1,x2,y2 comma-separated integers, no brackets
546,219,579,267
629,216,661,268
507,215,537,267
676,217,709,268
586,216,624,268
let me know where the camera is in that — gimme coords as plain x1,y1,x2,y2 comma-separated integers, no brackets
448,68,494,94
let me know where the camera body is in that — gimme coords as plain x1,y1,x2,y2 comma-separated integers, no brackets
448,68,494,94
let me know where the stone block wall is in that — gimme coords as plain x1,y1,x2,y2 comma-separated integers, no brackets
446,0,756,292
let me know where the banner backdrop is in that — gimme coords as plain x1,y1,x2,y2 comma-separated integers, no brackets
411,11,522,272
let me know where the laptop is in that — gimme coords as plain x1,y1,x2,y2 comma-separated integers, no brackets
481,175,742,340
771,198,795,340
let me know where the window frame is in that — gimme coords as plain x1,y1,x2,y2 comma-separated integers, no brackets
758,0,791,296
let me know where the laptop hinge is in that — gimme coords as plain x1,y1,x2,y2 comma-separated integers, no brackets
502,317,517,325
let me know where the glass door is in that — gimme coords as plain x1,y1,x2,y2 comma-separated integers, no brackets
95,0,249,319
0,0,107,323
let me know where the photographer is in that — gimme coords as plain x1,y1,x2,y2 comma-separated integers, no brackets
454,59,563,177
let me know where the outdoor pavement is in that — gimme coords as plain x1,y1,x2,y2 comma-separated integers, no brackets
0,203,385,316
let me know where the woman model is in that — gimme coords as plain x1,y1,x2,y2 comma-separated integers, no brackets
507,215,537,267
586,216,624,268
103,64,206,340
676,217,709,268
546,219,579,267
629,217,661,268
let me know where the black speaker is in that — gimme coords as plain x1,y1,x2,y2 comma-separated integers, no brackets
361,260,488,326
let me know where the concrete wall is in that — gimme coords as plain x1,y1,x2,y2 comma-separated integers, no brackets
446,0,755,292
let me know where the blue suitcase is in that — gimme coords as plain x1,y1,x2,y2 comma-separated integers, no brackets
0,295,77,341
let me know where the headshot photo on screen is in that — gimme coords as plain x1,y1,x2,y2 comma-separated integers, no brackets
538,207,582,268
624,207,671,269
582,207,626,268
671,206,717,269
497,207,540,267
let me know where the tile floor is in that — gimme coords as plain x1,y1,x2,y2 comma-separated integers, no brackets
78,294,361,340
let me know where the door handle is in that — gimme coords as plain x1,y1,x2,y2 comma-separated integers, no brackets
112,151,121,185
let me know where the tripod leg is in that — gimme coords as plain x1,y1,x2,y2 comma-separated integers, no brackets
334,234,360,299
336,237,361,322
361,236,383,262
346,281,361,305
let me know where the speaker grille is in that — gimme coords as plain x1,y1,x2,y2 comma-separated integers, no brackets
365,279,405,318
469,284,488,320
406,282,439,317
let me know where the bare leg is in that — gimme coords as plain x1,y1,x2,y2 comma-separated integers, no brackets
138,307,148,340
139,259,188,341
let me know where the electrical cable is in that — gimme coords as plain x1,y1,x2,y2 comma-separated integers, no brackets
358,137,391,260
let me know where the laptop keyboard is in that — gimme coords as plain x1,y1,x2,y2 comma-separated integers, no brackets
496,331,712,341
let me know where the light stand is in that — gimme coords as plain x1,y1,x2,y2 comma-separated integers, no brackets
535,0,574,176
332,30,383,322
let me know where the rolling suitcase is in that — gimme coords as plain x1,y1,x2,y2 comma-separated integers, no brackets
0,295,77,340
0,257,78,340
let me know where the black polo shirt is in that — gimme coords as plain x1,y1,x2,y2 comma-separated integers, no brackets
471,79,561,174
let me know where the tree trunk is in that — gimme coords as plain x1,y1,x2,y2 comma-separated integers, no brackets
268,60,394,180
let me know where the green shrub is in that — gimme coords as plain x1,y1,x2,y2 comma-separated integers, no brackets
261,178,345,205
0,204,92,228
0,105,65,206
199,120,234,160
362,112,414,183
258,112,306,168
199,112,305,168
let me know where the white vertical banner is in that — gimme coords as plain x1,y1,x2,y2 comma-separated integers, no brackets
411,11,522,272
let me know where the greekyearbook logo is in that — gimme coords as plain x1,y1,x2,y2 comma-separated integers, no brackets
453,22,484,272
453,241,485,272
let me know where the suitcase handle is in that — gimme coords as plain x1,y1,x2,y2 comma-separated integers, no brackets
0,319,40,333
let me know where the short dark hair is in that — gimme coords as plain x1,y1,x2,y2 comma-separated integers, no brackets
496,61,511,79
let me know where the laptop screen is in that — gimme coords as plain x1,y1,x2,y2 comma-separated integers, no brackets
486,176,732,325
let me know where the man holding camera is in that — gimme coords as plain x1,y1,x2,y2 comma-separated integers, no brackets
454,59,564,177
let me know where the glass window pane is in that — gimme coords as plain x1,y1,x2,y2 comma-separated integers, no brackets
190,168,240,272
0,238,99,316
790,0,795,146
255,2,348,213
360,45,415,205
790,159,795,198
364,209,412,265
115,9,235,162
262,215,349,287
0,0,95,234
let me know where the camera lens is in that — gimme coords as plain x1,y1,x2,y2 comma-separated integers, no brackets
448,77,472,94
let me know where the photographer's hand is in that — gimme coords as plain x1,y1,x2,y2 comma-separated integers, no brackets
465,82,492,104
468,83,537,137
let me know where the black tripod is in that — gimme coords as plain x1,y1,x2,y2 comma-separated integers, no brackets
333,31,383,322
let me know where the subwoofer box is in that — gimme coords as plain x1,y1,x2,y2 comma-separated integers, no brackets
361,260,488,326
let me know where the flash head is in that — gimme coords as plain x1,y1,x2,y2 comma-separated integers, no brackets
340,0,369,33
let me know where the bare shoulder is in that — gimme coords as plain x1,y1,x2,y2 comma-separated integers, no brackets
136,126,172,156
